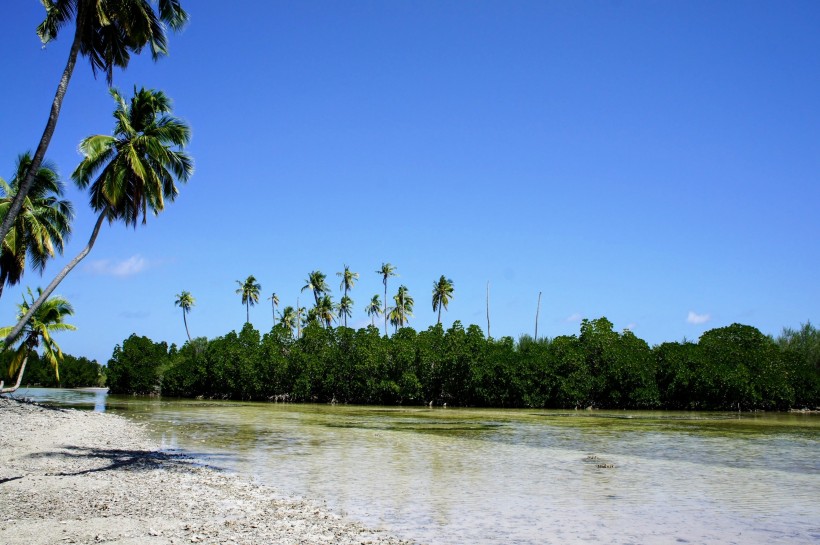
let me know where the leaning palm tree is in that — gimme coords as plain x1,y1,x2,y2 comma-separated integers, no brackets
337,295,354,328
0,153,73,300
2,86,193,346
365,294,382,327
389,285,414,332
432,275,455,325
174,290,195,342
301,270,329,306
267,292,279,324
377,263,397,336
0,0,188,249
236,275,261,324
0,288,76,393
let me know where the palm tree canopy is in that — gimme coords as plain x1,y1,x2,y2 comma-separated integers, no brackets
390,285,414,327
301,270,329,303
72,86,193,227
337,295,354,319
38,0,189,84
279,306,297,330
377,262,397,286
432,275,455,312
174,290,195,313
236,275,261,307
0,287,76,381
365,294,382,318
0,153,73,290
337,265,359,293
268,292,279,306
316,294,336,328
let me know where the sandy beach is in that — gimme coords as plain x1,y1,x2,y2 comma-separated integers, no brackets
0,397,413,545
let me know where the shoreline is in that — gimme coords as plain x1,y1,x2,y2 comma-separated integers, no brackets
0,397,414,545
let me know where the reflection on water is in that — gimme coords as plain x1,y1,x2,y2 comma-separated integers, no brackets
13,388,820,545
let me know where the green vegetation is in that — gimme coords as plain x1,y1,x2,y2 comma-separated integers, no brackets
110,318,819,410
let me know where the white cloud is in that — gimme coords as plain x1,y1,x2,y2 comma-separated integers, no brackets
687,311,712,325
565,312,582,322
87,255,148,277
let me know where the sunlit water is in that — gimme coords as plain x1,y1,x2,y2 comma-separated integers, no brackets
12,388,820,545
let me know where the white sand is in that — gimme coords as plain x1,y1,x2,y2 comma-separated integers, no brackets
0,397,414,545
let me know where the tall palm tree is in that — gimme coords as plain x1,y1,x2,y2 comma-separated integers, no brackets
174,290,195,342
295,297,305,338
0,1,188,248
301,270,329,306
336,265,358,326
0,288,75,393
236,275,261,324
0,153,73,300
432,275,455,325
388,285,414,332
337,295,354,328
316,294,336,328
267,292,279,325
3,86,193,346
377,263,397,336
365,294,382,327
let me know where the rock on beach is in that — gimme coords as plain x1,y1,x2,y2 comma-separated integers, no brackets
0,397,413,545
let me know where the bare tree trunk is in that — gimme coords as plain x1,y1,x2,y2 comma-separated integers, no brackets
486,281,491,339
0,355,30,395
0,5,86,244
535,291,542,340
3,210,107,347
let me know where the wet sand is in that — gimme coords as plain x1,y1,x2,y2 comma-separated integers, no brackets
0,397,414,545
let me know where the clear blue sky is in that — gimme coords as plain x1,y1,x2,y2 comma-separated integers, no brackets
1,1,818,364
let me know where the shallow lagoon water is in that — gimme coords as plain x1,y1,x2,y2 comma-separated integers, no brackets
14,388,820,544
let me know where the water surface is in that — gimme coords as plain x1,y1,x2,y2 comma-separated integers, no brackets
12,388,820,545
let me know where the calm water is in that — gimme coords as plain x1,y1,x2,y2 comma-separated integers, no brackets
12,388,820,545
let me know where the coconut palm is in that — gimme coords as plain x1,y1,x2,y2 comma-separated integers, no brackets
0,288,75,393
301,270,329,306
267,292,279,325
0,0,188,248
388,285,414,332
432,275,455,325
316,294,336,328
0,153,73,300
336,265,358,326
365,294,382,327
377,263,397,336
236,275,261,324
337,295,354,328
295,299,306,338
174,290,195,342
279,305,297,333
2,86,192,346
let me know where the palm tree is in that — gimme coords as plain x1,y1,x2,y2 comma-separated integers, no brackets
316,294,336,328
2,86,193,346
432,275,455,325
336,265,358,326
296,297,305,338
0,1,188,249
236,275,261,324
174,290,195,342
377,263,397,336
279,305,297,333
301,270,329,306
337,295,353,328
0,288,76,393
365,294,382,327
388,285,414,332
267,292,279,325
0,153,73,300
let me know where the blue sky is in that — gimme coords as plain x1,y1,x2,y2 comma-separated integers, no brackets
1,1,818,364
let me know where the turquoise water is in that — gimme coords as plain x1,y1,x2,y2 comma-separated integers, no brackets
12,388,820,545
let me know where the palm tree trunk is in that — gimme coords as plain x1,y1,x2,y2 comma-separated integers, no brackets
0,5,87,244
535,291,542,340
246,301,250,324
3,209,107,347
0,355,30,394
383,282,388,336
183,310,191,342
437,303,442,325
486,281,491,339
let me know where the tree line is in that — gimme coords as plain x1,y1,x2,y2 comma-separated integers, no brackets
106,318,820,411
